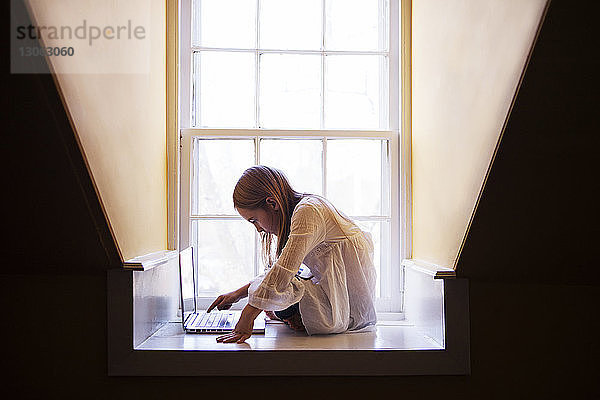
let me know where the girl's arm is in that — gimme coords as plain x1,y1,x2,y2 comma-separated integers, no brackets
236,283,250,298
247,203,326,311
216,303,262,344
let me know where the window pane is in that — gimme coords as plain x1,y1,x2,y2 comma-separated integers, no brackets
192,0,256,48
260,139,323,195
325,0,388,51
324,55,388,130
193,52,255,128
192,219,255,295
192,139,255,215
355,220,384,298
259,0,322,50
326,139,383,216
259,54,321,129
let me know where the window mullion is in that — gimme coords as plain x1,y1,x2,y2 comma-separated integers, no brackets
255,136,260,164
255,51,260,129
255,135,260,276
381,140,391,299
350,216,392,222
255,0,260,128
189,215,244,220
321,54,325,130
190,46,388,56
322,137,327,197
182,129,394,139
322,0,326,52
321,0,326,130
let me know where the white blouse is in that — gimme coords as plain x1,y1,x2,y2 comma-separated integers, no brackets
248,195,377,335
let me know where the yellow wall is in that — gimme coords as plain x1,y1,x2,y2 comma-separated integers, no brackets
26,0,167,261
411,0,547,268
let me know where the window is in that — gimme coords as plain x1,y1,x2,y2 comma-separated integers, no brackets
109,0,472,374
179,0,402,312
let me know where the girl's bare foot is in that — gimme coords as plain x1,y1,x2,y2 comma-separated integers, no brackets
283,313,305,332
265,311,281,321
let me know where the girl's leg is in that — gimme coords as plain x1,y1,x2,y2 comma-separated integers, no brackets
284,312,305,331
274,302,300,320
274,303,305,331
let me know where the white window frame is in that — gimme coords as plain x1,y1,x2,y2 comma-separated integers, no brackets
178,0,406,313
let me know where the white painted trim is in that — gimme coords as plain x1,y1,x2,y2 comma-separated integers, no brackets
123,250,179,271
181,128,394,138
404,264,446,347
190,47,390,56
388,130,401,307
402,259,456,279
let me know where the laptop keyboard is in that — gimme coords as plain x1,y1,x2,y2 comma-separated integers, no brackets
190,311,235,330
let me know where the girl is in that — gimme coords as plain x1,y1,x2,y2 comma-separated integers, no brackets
208,165,377,343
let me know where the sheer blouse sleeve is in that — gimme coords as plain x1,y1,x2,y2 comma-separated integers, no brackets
248,201,326,311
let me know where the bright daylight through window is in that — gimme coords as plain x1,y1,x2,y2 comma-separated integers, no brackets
180,0,401,312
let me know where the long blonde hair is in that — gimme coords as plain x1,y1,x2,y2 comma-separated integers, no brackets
233,165,304,268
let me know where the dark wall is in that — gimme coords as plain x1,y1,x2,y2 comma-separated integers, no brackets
2,0,598,398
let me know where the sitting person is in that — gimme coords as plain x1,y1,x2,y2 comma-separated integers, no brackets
207,165,377,343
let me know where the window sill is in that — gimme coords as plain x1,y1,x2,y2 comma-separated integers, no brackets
136,320,440,352
401,259,456,279
108,254,470,376
123,250,178,271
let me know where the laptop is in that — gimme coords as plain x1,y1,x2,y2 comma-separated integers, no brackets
178,247,265,334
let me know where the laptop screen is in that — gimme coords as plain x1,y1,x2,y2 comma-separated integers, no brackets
179,247,196,319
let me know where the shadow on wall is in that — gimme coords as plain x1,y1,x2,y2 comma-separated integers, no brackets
5,2,120,274
456,0,599,284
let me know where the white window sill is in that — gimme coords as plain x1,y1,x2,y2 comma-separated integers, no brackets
136,319,441,352
123,250,179,271
108,254,469,376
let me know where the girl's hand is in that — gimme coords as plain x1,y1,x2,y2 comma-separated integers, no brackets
207,292,238,312
216,304,262,344
207,284,249,312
